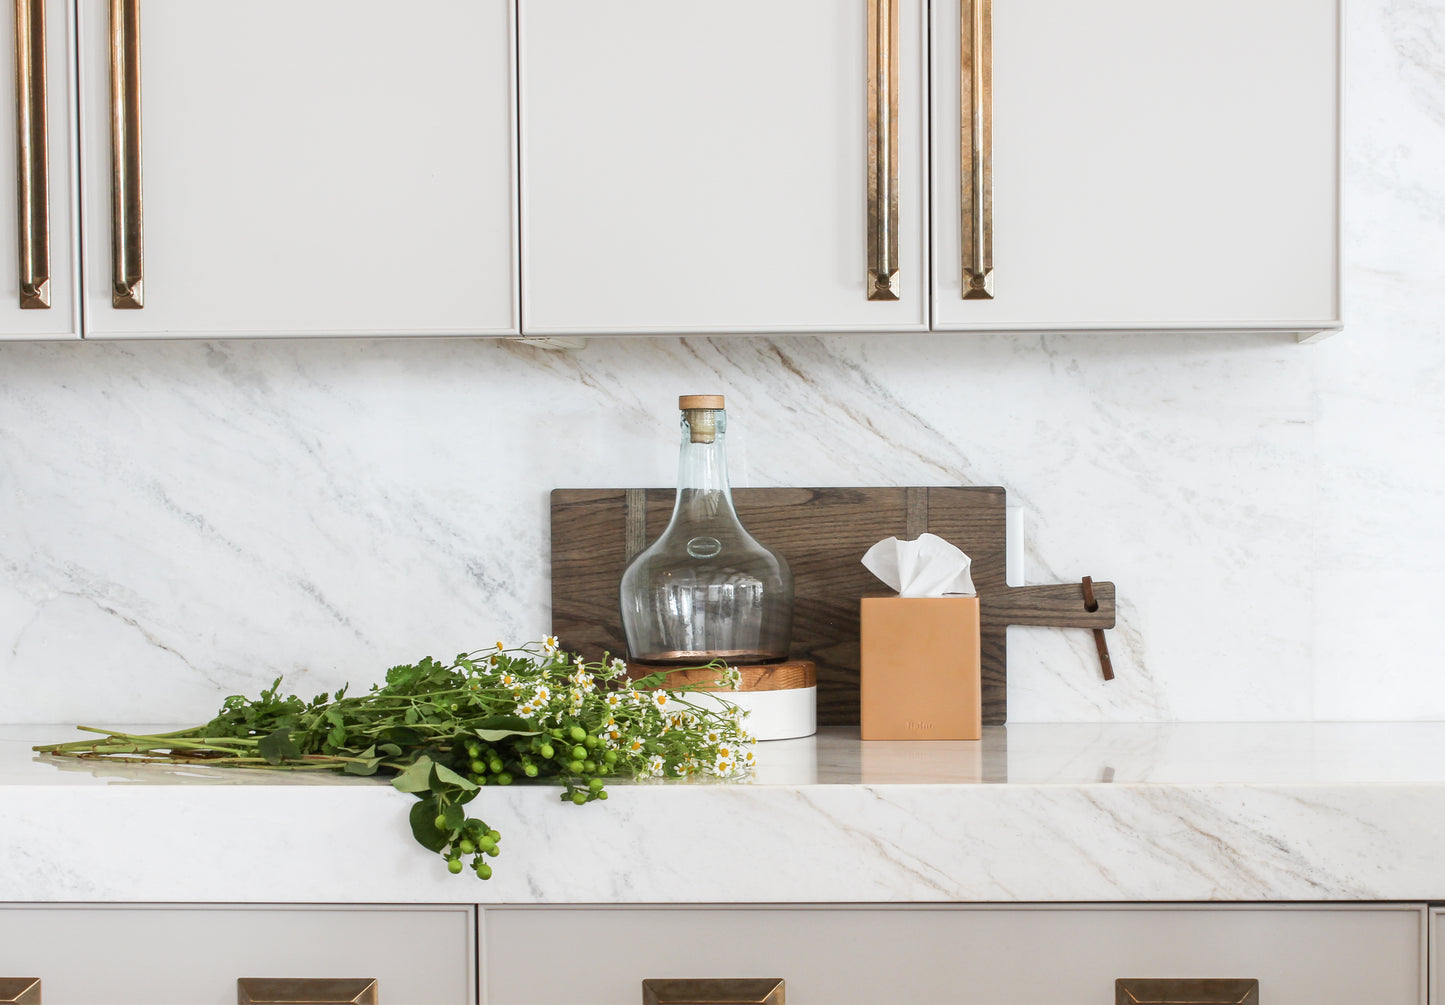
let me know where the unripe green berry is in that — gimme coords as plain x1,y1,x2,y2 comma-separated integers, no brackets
487,829,501,843
604,750,619,764
539,743,554,759
571,745,587,761
567,759,585,773
597,790,608,800
471,759,486,773
496,772,513,785
569,726,586,742
583,760,596,773
583,734,600,749
588,777,604,792
523,763,539,777
447,858,463,874
475,862,493,880
434,814,447,830
478,837,498,854
571,791,587,805
458,839,475,854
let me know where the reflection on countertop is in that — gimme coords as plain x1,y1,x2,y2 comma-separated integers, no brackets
9,721,1445,788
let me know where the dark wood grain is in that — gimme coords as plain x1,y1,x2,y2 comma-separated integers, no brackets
550,486,1116,725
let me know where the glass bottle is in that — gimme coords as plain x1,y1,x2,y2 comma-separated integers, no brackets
620,395,793,665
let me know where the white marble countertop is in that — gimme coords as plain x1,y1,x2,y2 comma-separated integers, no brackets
4,723,1445,904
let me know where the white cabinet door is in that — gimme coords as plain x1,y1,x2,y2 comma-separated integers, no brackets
931,0,1339,334
486,905,1425,1005
77,0,517,339
0,0,79,340
0,904,474,1004
518,0,928,335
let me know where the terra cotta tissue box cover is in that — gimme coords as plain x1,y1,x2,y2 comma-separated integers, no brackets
859,595,981,740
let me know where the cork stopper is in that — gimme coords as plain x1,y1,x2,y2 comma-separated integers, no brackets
679,394,724,444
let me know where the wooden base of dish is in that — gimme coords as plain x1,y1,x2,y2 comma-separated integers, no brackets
626,659,817,693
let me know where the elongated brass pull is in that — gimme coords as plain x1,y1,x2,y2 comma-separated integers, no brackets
643,978,785,1005
960,0,993,299
109,0,142,308
237,977,378,1004
866,0,899,301
12,0,49,308
0,977,41,1004
1117,978,1260,1005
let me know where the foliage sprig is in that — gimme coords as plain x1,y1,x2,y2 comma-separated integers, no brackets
34,640,756,880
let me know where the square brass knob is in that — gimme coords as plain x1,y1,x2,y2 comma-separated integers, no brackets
237,977,378,1004
1117,978,1260,1005
643,978,785,1005
0,978,40,1005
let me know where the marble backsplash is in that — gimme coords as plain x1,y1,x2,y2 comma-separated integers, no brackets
2,0,1443,725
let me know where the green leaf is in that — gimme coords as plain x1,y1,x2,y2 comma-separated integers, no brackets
257,727,300,765
392,755,436,793
432,762,479,792
344,757,380,776
443,801,466,830
328,723,347,747
473,717,542,743
377,743,402,757
324,708,346,729
408,798,449,852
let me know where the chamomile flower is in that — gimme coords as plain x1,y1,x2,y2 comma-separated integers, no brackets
495,641,507,652
530,685,552,707
713,753,736,775
647,754,666,776
741,747,756,767
626,737,646,755
722,666,742,691
607,658,627,679
703,728,723,745
650,690,669,710
603,692,624,711
542,636,559,655
516,700,537,717
499,672,518,689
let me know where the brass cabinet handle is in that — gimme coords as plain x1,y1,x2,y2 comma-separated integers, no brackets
12,0,49,308
237,978,378,1004
866,0,899,301
959,0,993,299
1117,978,1260,1005
109,0,142,308
643,978,785,1005
0,978,41,1004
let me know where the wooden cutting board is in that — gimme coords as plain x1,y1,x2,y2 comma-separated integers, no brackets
550,486,1114,725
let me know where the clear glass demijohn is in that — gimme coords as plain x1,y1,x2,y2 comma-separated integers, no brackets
620,395,793,665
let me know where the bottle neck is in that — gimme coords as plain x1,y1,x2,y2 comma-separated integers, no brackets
673,408,735,521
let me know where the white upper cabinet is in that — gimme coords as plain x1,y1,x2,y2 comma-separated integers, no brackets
517,0,929,335
931,0,1339,335
76,0,518,339
0,0,79,340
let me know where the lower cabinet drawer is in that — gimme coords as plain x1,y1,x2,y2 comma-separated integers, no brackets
483,905,1425,1005
0,904,473,1005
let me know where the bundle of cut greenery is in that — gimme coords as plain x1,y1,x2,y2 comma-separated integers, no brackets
33,640,755,880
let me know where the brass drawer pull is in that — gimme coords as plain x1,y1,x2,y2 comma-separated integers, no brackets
1117,978,1260,1005
866,0,899,301
959,0,993,299
237,977,378,1004
12,0,50,308
643,978,784,1005
0,978,40,1004
109,0,143,308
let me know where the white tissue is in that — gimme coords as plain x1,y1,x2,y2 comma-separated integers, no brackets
862,533,977,597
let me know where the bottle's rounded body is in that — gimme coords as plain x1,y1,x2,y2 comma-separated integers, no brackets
620,505,792,664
